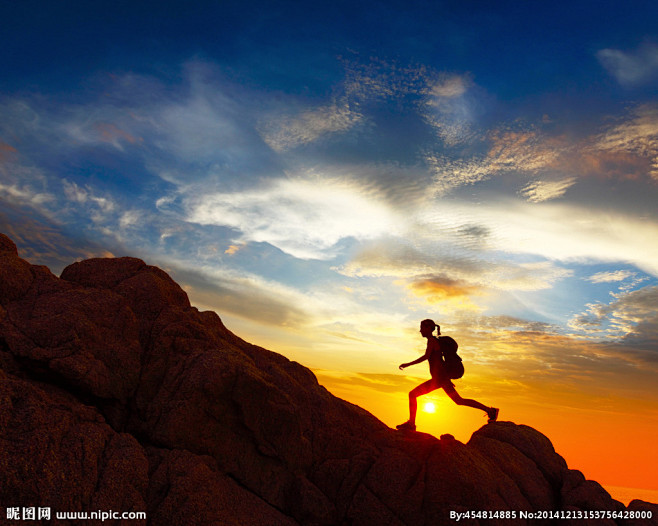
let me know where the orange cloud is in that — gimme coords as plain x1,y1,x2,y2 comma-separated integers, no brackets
409,276,476,298
407,276,483,312
561,149,652,181
224,244,243,255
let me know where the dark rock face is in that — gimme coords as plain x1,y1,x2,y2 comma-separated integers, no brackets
0,233,655,525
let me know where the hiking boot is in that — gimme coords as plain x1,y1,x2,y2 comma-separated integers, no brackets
487,407,499,423
396,421,416,431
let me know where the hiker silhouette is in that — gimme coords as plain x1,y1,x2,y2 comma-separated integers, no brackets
396,319,499,431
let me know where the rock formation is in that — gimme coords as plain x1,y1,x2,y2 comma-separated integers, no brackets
1,233,656,525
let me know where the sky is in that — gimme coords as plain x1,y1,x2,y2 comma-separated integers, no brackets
2,0,658,499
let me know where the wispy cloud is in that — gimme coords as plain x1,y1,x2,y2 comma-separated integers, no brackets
422,73,478,146
426,128,572,197
591,103,658,180
62,180,116,220
62,119,142,150
0,155,54,209
460,201,658,276
341,56,429,102
172,264,311,327
520,177,576,203
597,42,658,87
569,285,658,348
0,203,115,272
426,154,491,195
259,100,362,152
587,270,636,283
184,175,402,260
427,102,658,198
339,195,658,304
339,235,573,297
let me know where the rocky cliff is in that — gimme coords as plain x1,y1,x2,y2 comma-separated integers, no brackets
0,233,656,525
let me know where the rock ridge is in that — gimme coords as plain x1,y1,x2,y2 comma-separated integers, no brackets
1,233,656,525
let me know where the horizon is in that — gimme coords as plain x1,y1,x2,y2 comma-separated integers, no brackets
2,0,657,499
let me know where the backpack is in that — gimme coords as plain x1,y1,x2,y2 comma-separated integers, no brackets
438,336,464,379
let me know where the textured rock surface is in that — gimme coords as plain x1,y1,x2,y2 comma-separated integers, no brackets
0,233,655,525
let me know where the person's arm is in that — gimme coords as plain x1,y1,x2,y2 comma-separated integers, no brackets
399,352,429,370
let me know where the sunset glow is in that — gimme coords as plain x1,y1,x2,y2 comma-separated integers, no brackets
2,0,657,502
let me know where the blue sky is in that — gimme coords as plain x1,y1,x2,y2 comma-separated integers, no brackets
2,0,658,491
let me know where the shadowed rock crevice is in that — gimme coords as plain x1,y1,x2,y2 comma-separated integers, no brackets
1,233,656,526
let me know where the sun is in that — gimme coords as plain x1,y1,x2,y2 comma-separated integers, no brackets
423,402,436,413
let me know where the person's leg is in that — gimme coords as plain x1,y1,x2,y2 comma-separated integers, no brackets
445,387,498,421
408,379,439,424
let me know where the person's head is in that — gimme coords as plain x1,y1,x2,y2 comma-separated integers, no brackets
420,319,440,337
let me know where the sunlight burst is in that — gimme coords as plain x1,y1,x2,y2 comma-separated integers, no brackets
423,402,436,413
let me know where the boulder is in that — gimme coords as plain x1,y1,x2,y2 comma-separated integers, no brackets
0,369,147,518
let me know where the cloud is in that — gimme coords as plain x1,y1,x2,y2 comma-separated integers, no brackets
608,285,658,335
259,100,362,152
587,270,636,283
560,149,652,182
428,75,470,99
591,103,658,180
467,315,557,335
569,285,658,349
342,59,491,154
174,266,310,327
487,129,566,172
520,177,576,203
259,56,443,153
341,56,429,102
0,180,53,207
63,119,141,151
118,210,142,230
62,180,117,226
597,42,658,87
62,180,114,212
0,157,54,209
426,103,658,197
407,275,483,312
224,244,243,256
426,129,571,196
409,275,477,299
0,202,115,273
184,176,402,260
442,200,658,277
426,154,491,195
150,83,267,171
1,62,281,191
340,236,573,295
422,73,478,146
339,193,658,307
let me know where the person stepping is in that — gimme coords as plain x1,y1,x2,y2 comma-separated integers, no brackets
396,319,500,432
